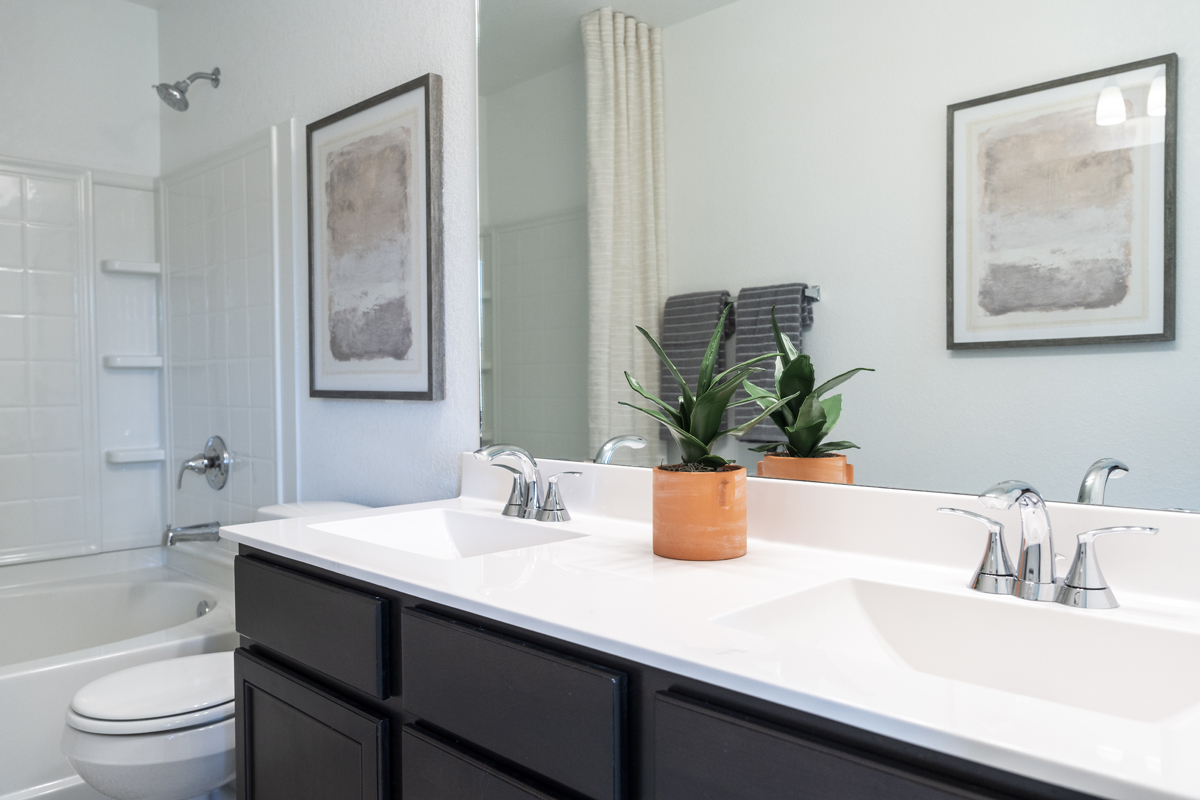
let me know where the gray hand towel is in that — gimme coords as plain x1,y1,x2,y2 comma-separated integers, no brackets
657,291,734,441
731,283,812,441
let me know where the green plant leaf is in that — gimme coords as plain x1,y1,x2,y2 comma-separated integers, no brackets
777,355,815,418
624,371,682,424
749,442,786,453
819,394,842,437
783,395,828,457
618,401,711,463
697,454,731,468
690,376,743,444
716,390,804,439
771,307,799,367
696,305,731,395
710,353,778,388
812,440,860,455
636,325,695,416
741,378,793,430
812,367,874,399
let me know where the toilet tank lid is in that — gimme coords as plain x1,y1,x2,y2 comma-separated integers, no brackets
71,651,234,721
254,501,370,521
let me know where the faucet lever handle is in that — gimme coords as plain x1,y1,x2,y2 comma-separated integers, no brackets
937,508,1016,595
536,472,582,522
488,464,525,517
1055,526,1157,610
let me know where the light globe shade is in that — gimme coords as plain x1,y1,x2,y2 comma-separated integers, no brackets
1096,85,1127,126
1148,75,1167,117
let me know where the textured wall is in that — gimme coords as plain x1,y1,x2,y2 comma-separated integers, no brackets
664,0,1200,509
0,0,160,175
158,0,479,507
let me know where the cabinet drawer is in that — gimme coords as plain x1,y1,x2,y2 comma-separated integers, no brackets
401,607,625,800
235,556,389,698
655,692,991,800
402,725,563,800
235,649,387,800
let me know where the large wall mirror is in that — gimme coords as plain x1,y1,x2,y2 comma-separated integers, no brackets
478,0,1198,513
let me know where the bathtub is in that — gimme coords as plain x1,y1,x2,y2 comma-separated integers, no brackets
0,547,237,800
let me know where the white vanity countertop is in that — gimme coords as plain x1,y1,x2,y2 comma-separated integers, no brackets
222,456,1200,800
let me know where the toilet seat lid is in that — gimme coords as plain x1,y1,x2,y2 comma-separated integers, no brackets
71,651,234,721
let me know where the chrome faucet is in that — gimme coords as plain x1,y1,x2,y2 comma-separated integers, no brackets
978,481,1058,602
1077,458,1129,505
474,445,542,519
594,434,647,465
165,521,220,546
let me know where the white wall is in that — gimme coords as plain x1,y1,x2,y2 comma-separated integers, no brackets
480,60,587,228
664,0,1200,509
0,0,159,176
157,0,478,507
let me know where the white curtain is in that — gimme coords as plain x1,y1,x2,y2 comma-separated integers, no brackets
582,7,668,465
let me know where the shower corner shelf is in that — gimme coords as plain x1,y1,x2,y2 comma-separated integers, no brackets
105,448,166,465
100,260,161,276
103,355,164,369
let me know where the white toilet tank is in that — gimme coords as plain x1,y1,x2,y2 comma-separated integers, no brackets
253,501,369,522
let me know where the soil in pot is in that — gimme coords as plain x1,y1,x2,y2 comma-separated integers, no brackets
652,464,746,560
756,453,853,484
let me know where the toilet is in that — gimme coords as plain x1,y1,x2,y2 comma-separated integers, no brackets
61,652,235,800
61,502,368,800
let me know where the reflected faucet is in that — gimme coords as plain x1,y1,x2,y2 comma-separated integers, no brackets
594,434,647,465
474,444,542,519
978,481,1058,602
1077,458,1129,505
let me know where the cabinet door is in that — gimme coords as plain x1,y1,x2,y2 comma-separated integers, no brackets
235,556,390,698
235,649,388,800
654,692,994,800
402,607,625,800
402,725,565,800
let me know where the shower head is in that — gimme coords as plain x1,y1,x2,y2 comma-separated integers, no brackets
153,68,221,111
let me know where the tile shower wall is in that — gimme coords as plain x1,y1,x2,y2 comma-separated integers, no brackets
0,164,98,563
487,211,589,461
164,141,277,526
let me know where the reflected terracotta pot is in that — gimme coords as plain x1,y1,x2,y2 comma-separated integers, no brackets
756,453,854,484
652,466,747,561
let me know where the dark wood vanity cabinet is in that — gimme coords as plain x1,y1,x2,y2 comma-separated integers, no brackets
233,549,1103,800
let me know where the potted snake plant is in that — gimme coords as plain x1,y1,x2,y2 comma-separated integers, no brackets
742,308,873,484
620,306,797,560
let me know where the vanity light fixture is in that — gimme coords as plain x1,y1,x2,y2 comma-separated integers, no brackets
1147,75,1167,117
1095,85,1127,126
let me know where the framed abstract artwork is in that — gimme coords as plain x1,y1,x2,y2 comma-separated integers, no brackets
947,54,1176,349
308,73,444,398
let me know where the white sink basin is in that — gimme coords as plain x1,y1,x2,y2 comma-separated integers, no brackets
310,508,586,560
715,579,1200,722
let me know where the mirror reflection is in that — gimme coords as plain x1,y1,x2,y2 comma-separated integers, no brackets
479,0,1198,511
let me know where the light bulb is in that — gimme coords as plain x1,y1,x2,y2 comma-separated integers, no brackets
1147,75,1166,117
1095,86,1127,126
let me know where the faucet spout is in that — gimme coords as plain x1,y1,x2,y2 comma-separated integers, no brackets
1077,458,1129,505
979,480,1057,601
474,444,542,518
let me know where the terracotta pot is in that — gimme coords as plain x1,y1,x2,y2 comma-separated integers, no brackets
756,453,854,484
652,466,747,560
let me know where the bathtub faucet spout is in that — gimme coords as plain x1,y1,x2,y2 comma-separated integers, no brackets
165,521,221,546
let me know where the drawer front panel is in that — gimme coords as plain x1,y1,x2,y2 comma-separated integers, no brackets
401,607,625,800
655,693,991,800
235,556,388,698
235,649,388,800
402,725,563,800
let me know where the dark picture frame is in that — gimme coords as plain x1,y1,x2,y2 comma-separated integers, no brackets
307,73,444,399
947,54,1176,350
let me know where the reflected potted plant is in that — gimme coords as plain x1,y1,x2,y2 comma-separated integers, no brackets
621,307,796,560
742,309,873,484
